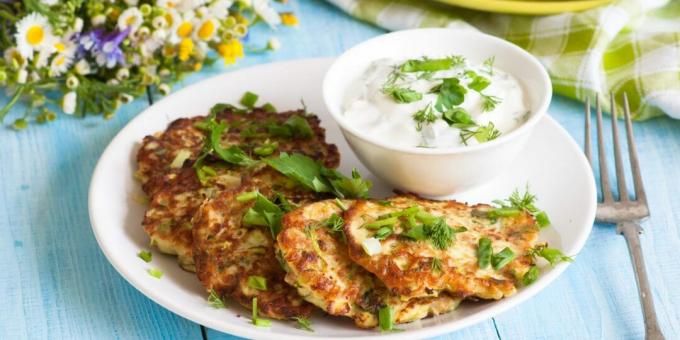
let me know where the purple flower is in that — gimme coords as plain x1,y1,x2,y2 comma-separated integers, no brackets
77,28,129,69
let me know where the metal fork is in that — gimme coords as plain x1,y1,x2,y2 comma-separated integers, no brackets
584,93,665,340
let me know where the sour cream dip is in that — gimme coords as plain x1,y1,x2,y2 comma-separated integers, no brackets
342,56,529,148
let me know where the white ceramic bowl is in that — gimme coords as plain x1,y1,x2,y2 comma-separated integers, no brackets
323,28,552,196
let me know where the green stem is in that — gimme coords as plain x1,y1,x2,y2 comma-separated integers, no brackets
0,86,26,123
0,10,16,22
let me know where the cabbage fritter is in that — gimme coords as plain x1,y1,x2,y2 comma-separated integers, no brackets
139,109,340,271
344,195,540,300
277,200,461,328
192,170,323,320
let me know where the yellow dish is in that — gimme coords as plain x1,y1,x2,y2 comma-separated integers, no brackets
432,0,613,15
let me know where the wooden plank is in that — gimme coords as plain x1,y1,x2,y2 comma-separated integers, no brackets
0,97,202,339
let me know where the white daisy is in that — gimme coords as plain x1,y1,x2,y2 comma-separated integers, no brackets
48,39,76,76
62,91,77,115
141,29,167,55
118,7,144,34
252,0,280,27
14,13,54,59
168,10,195,44
156,0,181,10
209,0,233,19
193,17,218,41
74,59,91,75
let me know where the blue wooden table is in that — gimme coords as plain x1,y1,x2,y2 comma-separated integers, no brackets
1,1,679,339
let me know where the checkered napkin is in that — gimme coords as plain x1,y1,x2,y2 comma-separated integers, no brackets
325,0,680,120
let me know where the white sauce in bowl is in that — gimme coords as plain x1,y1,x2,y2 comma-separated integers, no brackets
342,57,529,148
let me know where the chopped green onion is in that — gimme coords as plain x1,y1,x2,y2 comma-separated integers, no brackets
293,316,313,331
491,247,516,270
522,266,539,286
363,217,397,229
236,190,259,202
374,226,393,240
137,250,152,263
262,102,277,113
377,200,392,206
253,141,278,156
477,237,492,269
487,207,521,219
148,268,163,279
240,91,259,108
247,275,268,291
169,149,192,169
378,306,394,331
529,244,573,266
334,198,349,211
207,289,226,308
252,297,272,327
402,225,426,241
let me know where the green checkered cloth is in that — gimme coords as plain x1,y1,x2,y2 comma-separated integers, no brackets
326,0,680,120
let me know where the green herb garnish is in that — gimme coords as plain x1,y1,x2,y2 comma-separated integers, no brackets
377,200,392,206
265,153,371,199
247,275,268,291
268,115,313,139
433,77,467,112
240,91,259,108
253,141,278,156
374,226,394,239
334,198,349,211
241,192,291,238
492,186,551,227
480,94,502,112
322,213,345,233
137,250,152,263
412,103,437,131
483,57,495,76
467,72,491,92
208,289,226,308
400,56,463,73
383,86,423,103
378,306,394,331
252,297,272,327
293,316,313,331
460,122,501,145
442,107,476,129
431,257,443,273
528,244,573,266
364,217,398,229
147,268,163,279
491,247,516,270
477,237,492,269
522,266,539,286
262,102,277,113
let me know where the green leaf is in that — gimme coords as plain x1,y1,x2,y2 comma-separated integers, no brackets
491,247,516,270
209,123,255,166
535,211,551,228
383,86,423,103
442,107,476,129
262,102,277,113
522,266,539,286
137,250,152,263
207,289,226,308
468,73,491,92
400,57,457,73
477,237,492,269
412,104,437,131
284,115,313,138
434,78,467,112
247,275,268,291
253,141,278,156
240,91,259,108
241,193,286,238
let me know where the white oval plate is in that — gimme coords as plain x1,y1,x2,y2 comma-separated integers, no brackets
89,58,596,340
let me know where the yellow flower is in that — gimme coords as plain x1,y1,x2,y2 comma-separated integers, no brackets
195,18,218,41
217,39,244,65
178,38,194,61
281,13,299,26
194,62,202,71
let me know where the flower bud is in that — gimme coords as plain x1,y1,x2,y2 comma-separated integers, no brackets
267,37,281,51
119,93,134,104
66,75,79,89
152,16,167,29
158,83,170,95
92,14,106,26
16,68,27,84
62,91,77,115
139,4,152,16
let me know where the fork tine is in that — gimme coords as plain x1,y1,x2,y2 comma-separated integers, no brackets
623,93,647,203
596,96,614,202
610,93,629,201
584,97,592,164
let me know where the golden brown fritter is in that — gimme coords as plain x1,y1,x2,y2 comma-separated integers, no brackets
277,200,461,328
343,195,540,300
139,109,340,272
192,169,324,320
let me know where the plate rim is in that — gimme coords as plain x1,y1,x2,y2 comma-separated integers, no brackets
88,57,596,340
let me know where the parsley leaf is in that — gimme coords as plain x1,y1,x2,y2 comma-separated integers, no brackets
383,86,423,103
268,115,313,139
442,107,476,129
433,78,467,112
265,153,372,199
241,192,289,238
460,122,501,145
401,57,456,73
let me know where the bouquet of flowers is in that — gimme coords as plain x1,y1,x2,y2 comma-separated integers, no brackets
0,0,297,130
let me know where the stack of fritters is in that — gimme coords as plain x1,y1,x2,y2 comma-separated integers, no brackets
136,106,540,327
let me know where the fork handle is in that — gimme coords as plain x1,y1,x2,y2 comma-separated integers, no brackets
617,221,666,340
